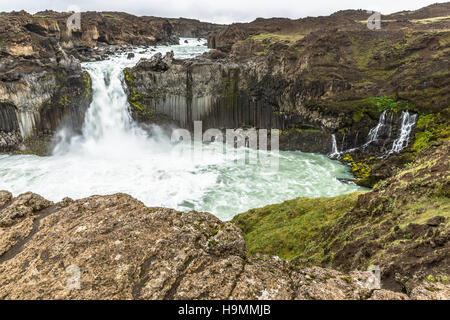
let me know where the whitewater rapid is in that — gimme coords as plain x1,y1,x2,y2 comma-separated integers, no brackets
0,38,364,220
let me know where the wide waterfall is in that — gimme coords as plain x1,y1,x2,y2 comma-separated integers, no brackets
0,39,363,220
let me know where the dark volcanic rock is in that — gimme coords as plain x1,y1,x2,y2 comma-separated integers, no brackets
123,3,449,163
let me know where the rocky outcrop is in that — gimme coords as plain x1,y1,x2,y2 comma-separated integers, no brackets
0,190,447,300
0,52,92,154
165,18,225,38
123,3,449,179
0,11,178,53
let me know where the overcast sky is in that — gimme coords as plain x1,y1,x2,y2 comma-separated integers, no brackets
0,0,447,24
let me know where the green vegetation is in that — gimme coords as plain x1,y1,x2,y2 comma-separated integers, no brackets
411,15,450,24
59,96,71,106
412,113,450,154
281,128,324,135
123,68,155,116
244,33,305,55
83,72,92,99
232,192,364,261
322,96,412,122
341,154,375,187
250,33,305,44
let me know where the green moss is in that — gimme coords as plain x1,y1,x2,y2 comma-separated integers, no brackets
59,96,71,106
412,113,450,154
341,276,352,284
123,68,155,117
208,240,218,247
281,128,323,135
250,33,305,43
341,154,375,187
321,96,411,121
352,110,364,122
83,72,91,98
232,192,364,261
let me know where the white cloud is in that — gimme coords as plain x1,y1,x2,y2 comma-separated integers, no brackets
0,0,447,24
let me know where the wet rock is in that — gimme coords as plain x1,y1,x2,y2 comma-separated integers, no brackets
127,53,135,60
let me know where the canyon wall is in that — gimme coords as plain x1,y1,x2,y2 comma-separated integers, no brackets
0,48,92,154
124,5,449,186
0,5,448,183
0,11,224,154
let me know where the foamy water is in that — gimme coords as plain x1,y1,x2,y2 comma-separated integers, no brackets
0,38,364,220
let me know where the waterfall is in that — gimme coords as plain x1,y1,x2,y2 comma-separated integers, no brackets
388,110,417,154
328,109,417,159
363,110,387,147
53,53,152,155
329,134,341,158
0,39,367,220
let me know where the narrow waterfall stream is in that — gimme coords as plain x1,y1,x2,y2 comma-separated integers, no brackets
389,111,418,155
330,109,417,159
0,39,364,221
364,110,388,147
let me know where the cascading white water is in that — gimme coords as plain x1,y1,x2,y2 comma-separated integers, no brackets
364,110,387,147
389,110,417,154
0,38,364,220
52,53,148,156
329,134,341,158
332,109,417,158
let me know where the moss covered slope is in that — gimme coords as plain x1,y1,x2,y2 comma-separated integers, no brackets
233,141,450,291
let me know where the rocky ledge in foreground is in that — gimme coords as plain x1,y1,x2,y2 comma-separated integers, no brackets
0,190,448,300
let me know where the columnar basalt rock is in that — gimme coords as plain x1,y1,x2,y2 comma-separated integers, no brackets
0,58,93,154
123,3,449,185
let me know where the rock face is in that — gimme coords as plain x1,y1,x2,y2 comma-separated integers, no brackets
0,11,225,153
233,141,450,293
204,4,449,158
0,11,178,53
123,3,449,181
0,191,447,300
0,57,92,154
164,18,225,38
123,52,419,156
